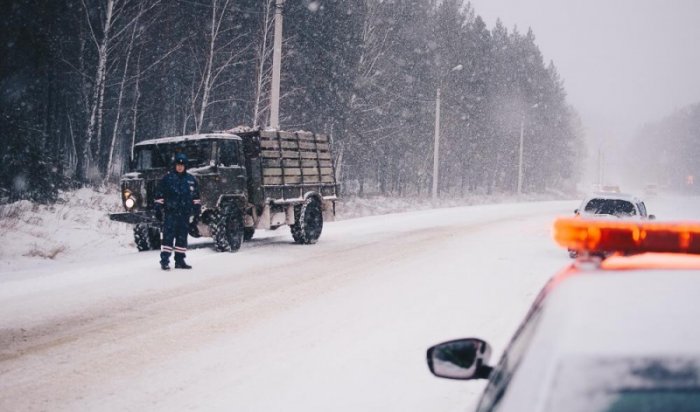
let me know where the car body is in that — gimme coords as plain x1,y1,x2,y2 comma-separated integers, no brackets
427,218,700,412
568,193,655,257
644,183,659,197
575,192,653,220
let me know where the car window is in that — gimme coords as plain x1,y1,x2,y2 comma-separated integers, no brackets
638,202,647,217
543,357,700,412
583,199,636,216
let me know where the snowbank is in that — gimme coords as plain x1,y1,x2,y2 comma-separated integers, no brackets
0,187,133,272
0,187,571,274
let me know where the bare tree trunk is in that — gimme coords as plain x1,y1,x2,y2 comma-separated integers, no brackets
130,51,141,161
94,43,108,171
79,0,115,182
334,141,344,184
188,0,249,134
67,114,78,170
195,0,231,133
252,0,274,128
77,0,160,181
195,2,217,133
106,17,138,182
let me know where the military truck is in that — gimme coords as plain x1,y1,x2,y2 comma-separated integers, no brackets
109,128,338,252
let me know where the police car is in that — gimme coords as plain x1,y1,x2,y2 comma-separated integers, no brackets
427,218,700,412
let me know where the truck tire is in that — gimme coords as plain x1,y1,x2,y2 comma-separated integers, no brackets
134,223,152,251
211,208,243,252
243,227,255,241
291,197,323,244
148,227,162,250
290,205,304,243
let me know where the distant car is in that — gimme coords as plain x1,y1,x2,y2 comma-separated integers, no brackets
575,192,653,220
427,218,700,412
568,193,655,257
644,183,659,197
598,184,621,193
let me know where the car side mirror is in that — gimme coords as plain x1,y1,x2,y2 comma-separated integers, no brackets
427,338,493,380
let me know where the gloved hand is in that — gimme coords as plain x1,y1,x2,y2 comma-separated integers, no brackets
154,204,163,222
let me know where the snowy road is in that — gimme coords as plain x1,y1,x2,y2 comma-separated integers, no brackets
1,197,697,411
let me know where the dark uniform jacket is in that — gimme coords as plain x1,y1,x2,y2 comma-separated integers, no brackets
155,170,201,217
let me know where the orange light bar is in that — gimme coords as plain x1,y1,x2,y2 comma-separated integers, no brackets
601,253,700,270
553,217,700,255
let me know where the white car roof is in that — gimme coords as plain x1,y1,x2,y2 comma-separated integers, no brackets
540,270,700,354
498,270,700,411
135,133,241,147
580,192,642,203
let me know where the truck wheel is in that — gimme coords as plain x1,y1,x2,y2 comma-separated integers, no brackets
243,227,255,241
149,227,161,250
134,223,152,251
291,198,323,244
211,208,244,252
290,205,304,243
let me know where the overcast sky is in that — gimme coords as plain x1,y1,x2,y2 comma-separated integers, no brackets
468,0,700,146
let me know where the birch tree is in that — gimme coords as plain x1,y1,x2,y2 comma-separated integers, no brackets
105,14,138,181
343,0,391,194
76,0,159,182
77,0,115,182
129,51,142,162
251,0,275,128
187,0,249,134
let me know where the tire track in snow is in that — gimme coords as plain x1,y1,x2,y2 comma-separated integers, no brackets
0,208,556,410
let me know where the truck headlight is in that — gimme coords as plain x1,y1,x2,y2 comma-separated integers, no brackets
125,197,136,209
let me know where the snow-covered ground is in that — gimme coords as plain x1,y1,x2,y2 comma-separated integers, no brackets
0,187,565,272
0,190,698,411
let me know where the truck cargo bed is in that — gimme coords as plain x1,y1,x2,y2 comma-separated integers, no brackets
242,130,338,202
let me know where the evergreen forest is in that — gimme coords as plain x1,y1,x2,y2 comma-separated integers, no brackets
0,0,585,203
629,102,700,192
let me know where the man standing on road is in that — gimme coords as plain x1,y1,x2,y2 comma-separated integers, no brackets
154,152,201,270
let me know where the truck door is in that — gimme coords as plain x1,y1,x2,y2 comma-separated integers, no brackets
218,140,247,197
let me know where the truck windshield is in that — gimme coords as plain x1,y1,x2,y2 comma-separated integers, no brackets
134,141,212,170
134,146,168,170
177,141,212,168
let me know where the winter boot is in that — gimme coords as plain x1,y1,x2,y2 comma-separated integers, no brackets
160,261,170,271
175,261,192,269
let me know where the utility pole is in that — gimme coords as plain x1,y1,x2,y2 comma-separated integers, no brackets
597,145,604,186
269,0,284,129
432,64,462,201
432,87,441,201
517,117,524,195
